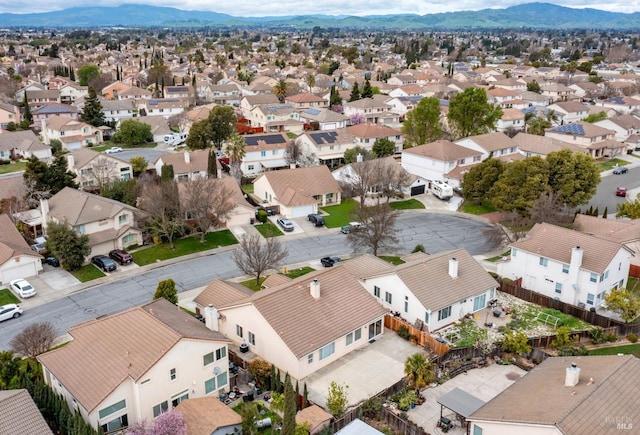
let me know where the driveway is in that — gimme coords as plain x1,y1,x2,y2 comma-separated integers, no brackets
302,332,422,409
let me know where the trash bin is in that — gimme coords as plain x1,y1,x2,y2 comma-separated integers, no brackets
250,217,255,225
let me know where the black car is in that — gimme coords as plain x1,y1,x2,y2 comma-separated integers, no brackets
321,256,341,267
109,249,133,265
307,214,325,227
44,256,60,267
92,255,117,272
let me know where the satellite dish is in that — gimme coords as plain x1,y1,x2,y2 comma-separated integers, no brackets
214,367,222,374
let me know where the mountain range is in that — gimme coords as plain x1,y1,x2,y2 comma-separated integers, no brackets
1,3,639,29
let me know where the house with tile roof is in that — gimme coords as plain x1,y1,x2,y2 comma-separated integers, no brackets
100,98,137,124
285,92,328,110
296,128,354,168
38,298,231,434
32,102,78,124
547,100,590,124
249,103,304,134
0,213,42,284
154,149,222,181
0,102,21,131
66,148,132,189
495,107,526,133
545,121,625,158
42,187,143,255
239,94,280,120
197,265,388,380
298,107,349,131
346,122,404,154
597,95,640,115
343,97,399,126
469,355,640,435
175,396,242,435
497,223,631,309
593,114,640,143
253,165,342,218
58,82,88,104
0,389,52,434
41,116,103,150
512,132,586,157
0,130,52,162
140,98,185,119
101,81,131,100
573,214,640,266
456,132,521,162
541,83,576,102
239,132,290,176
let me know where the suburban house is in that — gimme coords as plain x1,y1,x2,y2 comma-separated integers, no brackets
0,130,52,162
253,165,342,218
298,107,349,131
198,83,242,105
249,103,303,134
497,223,632,309
135,116,173,144
140,99,184,119
296,129,355,168
346,122,404,154
456,132,522,162
118,86,152,101
0,389,52,434
401,139,483,188
101,99,137,124
153,149,221,181
32,103,79,124
41,116,103,150
593,114,640,143
343,97,399,126
42,187,144,255
240,133,290,177
351,250,498,332
496,108,526,133
540,83,576,102
469,355,640,435
0,213,42,284
58,82,88,104
25,89,61,109
175,397,242,435
597,95,640,115
66,148,133,189
38,299,231,434
573,214,640,266
512,133,586,157
0,102,21,130
162,85,196,107
546,101,590,124
101,81,131,100
196,265,388,380
545,122,626,158
285,92,329,110
239,94,281,120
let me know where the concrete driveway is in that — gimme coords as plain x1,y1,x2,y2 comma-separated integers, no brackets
302,332,423,409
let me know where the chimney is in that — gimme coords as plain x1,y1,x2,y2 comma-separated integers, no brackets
184,151,190,164
570,246,583,268
565,363,580,387
204,304,219,331
40,198,50,231
66,154,74,169
448,258,458,279
356,153,363,163
310,279,320,299
289,163,296,169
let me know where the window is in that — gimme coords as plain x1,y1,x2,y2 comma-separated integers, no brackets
272,150,277,155
216,372,228,389
562,264,569,274
539,257,548,267
101,415,128,433
205,377,216,395
404,296,409,313
385,292,392,304
555,283,562,294
152,401,168,418
248,331,255,346
260,151,266,157
425,311,430,324
346,332,353,346
473,155,481,162
77,225,85,234
438,306,452,321
216,347,226,361
473,294,486,311
171,390,189,408
170,368,176,381
587,293,595,305
600,270,609,282
99,400,126,419
590,273,597,283
373,286,380,298
236,325,243,338
203,352,214,366
458,158,465,165
368,319,382,339
473,425,483,435
308,353,313,364
511,248,517,257
354,328,361,341
119,214,128,224
123,234,135,244
319,342,335,360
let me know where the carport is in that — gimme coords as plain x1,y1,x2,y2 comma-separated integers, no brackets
436,387,485,433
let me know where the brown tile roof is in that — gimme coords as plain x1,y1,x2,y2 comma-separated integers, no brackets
0,389,52,434
340,254,396,278
38,299,228,414
286,93,326,103
551,100,590,113
573,214,640,244
0,130,46,153
47,187,140,226
295,404,332,432
471,355,640,434
68,148,127,169
194,280,254,309
0,214,41,265
243,94,280,106
512,132,585,155
500,108,525,121
604,114,640,130
510,223,627,274
262,273,293,288
176,397,242,435
0,175,26,201
43,115,86,131
255,166,341,207
154,149,209,175
346,122,401,139
461,132,519,153
403,140,481,161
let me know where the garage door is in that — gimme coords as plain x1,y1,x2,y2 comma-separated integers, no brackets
290,204,316,219
410,185,426,196
1,262,38,284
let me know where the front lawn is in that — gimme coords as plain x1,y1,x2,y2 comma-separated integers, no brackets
132,230,238,266
378,255,405,265
71,265,106,282
485,249,511,262
598,158,630,172
241,184,254,194
589,344,640,358
0,161,27,175
461,200,496,215
390,199,425,210
283,266,315,279
253,222,283,238
320,199,358,228
240,276,267,292
0,288,20,305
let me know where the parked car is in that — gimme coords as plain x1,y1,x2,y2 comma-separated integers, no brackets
31,243,46,253
307,214,325,227
92,255,117,272
109,249,133,265
616,187,627,197
0,304,22,322
44,256,60,267
276,217,295,232
340,222,363,234
321,256,341,267
613,166,629,175
9,279,36,298
105,147,123,154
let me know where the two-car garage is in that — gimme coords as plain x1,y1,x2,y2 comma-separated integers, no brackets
1,255,42,285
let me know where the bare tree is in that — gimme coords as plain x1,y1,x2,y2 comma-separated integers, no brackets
181,177,235,243
89,155,119,190
232,233,289,285
139,178,183,249
340,158,410,206
347,203,399,256
10,322,57,359
284,138,316,168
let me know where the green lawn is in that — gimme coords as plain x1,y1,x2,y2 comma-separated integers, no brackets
320,199,358,228
241,184,254,194
253,222,283,238
0,288,20,305
0,161,27,175
240,276,267,291
390,199,425,210
283,266,315,279
628,276,640,296
71,265,106,282
378,255,405,265
485,249,511,262
589,344,640,358
598,158,630,172
132,230,238,266
461,200,496,215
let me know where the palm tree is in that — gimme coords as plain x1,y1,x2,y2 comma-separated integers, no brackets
224,133,246,183
306,74,316,92
404,353,435,395
274,79,288,103
526,116,551,136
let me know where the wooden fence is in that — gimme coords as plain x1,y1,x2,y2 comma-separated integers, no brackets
384,315,449,355
630,264,640,278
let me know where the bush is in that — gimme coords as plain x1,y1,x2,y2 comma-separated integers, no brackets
391,389,417,411
256,209,268,223
557,344,589,356
606,333,618,343
412,244,426,253
397,325,411,340
589,326,606,345
628,333,638,343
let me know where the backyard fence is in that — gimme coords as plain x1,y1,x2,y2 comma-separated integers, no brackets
629,264,640,278
385,315,450,355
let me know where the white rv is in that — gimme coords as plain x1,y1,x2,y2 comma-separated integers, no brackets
163,132,189,147
430,180,454,201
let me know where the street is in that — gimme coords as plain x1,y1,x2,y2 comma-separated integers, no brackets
0,212,499,351
588,164,640,214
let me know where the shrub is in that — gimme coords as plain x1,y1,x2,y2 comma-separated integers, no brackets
397,325,411,340
589,326,606,345
411,244,426,253
628,333,638,343
551,326,576,349
606,333,618,343
557,344,589,356
257,209,268,223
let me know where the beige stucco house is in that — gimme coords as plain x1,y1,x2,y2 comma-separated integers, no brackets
0,214,42,284
41,116,103,150
66,148,133,189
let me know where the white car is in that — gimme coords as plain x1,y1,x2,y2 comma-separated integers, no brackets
105,147,123,154
9,279,37,298
0,304,22,322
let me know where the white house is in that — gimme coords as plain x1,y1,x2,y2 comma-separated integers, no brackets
497,223,632,308
0,214,42,284
240,133,290,177
41,116,103,150
593,114,640,143
296,129,355,168
547,101,590,124
0,130,52,162
66,148,133,189
154,149,221,181
456,132,521,162
298,108,349,131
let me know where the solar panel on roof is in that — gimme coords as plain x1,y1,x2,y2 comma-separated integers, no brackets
244,134,286,146
606,96,625,104
310,132,338,144
553,123,585,135
167,86,189,92
305,108,321,116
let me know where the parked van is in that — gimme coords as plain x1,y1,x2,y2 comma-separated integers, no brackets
430,180,454,201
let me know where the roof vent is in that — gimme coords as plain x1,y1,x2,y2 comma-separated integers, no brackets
449,258,458,279
565,363,580,387
310,279,320,299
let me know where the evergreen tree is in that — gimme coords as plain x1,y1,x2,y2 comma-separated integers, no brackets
69,67,75,82
329,85,341,107
46,220,90,271
270,364,277,392
81,87,105,127
295,380,300,410
207,149,217,177
302,383,308,409
23,92,32,123
154,278,178,304
349,82,360,102
282,373,296,435
361,77,373,98
161,164,174,181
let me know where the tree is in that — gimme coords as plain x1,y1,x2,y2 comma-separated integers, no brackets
546,149,600,207
77,64,100,86
154,279,178,304
23,93,32,123
306,74,316,92
49,139,63,156
101,178,141,206
347,203,399,256
526,80,542,93
526,115,551,136
81,86,105,127
502,329,532,354
240,403,259,435
247,359,272,391
274,79,289,103
130,156,149,177
24,156,78,205
112,120,153,146
49,155,79,194
208,105,237,150
232,233,289,285
349,82,360,102
404,353,435,394
490,156,550,216
372,137,396,157
348,112,366,125
181,177,234,243
528,192,574,227
617,199,640,219
224,133,247,183
326,381,348,417
139,178,183,249
282,373,296,435
88,155,119,191
329,85,342,108
447,87,503,139
361,77,373,98
343,146,375,164
605,287,640,324
462,158,505,203
10,322,57,359
402,97,443,147
46,220,90,271
185,118,213,150
0,351,21,389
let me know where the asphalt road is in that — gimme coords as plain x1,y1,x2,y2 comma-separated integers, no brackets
112,148,172,165
0,212,499,351
587,166,640,214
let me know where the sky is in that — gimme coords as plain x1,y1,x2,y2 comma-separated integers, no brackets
0,0,637,17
